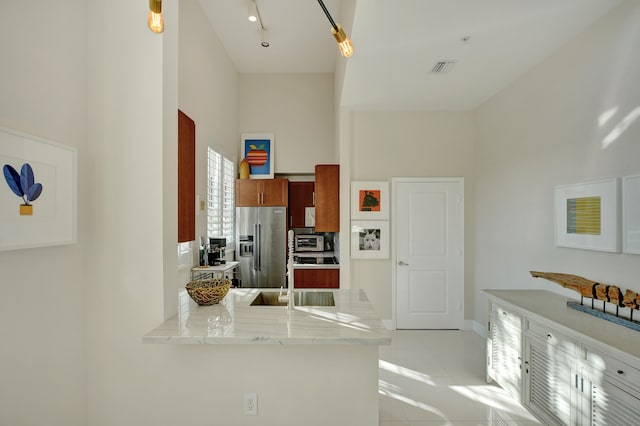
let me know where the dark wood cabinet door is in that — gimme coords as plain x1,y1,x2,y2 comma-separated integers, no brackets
288,182,314,227
178,110,195,243
294,268,339,288
235,180,260,206
314,164,339,232
236,179,288,207
260,179,288,206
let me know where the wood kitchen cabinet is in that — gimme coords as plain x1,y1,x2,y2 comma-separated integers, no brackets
314,164,339,232
288,181,314,227
236,178,288,206
177,110,195,243
294,268,339,289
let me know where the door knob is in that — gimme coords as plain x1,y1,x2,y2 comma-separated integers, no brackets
398,261,409,266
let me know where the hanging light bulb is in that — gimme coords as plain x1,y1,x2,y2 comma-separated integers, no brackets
316,0,354,59
331,24,354,58
148,0,164,34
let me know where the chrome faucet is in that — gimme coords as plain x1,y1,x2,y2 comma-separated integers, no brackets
278,230,296,309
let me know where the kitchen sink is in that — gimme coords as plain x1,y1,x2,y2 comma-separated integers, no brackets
250,291,335,307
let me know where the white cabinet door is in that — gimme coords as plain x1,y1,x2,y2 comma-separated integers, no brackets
589,377,640,426
488,304,522,399
524,335,575,426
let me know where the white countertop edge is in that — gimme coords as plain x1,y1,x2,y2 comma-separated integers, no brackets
292,264,340,269
143,288,390,346
143,336,391,345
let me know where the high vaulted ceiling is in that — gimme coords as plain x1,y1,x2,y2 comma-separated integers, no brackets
200,0,622,110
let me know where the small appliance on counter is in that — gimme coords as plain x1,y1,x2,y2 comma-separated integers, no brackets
208,237,226,266
294,234,324,252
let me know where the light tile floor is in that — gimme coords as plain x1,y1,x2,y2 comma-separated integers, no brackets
379,330,541,426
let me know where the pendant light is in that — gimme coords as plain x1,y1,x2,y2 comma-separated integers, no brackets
316,0,353,58
147,0,164,34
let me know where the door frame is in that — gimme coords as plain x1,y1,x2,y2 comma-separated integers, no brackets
391,177,465,330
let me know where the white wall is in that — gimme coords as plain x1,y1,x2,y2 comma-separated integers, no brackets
177,0,239,288
0,1,88,424
239,74,335,173
348,111,476,320
473,0,640,328
85,0,167,422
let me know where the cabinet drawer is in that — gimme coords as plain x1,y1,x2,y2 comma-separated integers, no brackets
490,302,522,328
526,320,579,356
586,348,640,392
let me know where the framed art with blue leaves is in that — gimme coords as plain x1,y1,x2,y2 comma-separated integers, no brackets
0,127,77,251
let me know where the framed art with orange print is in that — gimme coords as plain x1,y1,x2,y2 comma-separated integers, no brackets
351,181,389,220
241,133,274,179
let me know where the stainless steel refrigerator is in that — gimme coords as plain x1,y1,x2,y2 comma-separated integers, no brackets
236,206,287,288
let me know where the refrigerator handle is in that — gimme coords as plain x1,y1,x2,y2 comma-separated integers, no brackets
253,223,259,271
256,223,261,271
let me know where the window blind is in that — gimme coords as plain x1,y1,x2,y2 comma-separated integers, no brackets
207,147,235,248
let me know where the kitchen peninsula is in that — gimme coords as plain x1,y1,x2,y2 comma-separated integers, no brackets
144,288,390,425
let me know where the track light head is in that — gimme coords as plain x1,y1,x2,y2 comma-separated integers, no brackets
261,29,270,48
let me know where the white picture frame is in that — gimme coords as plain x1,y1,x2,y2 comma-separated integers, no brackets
623,175,640,254
241,133,274,179
351,181,389,220
554,178,619,253
0,127,77,251
351,220,390,259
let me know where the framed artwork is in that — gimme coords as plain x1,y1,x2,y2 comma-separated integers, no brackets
241,133,274,179
0,127,77,251
554,178,619,253
622,175,640,254
351,220,389,259
351,181,389,220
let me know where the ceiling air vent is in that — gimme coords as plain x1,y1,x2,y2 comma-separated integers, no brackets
430,60,457,74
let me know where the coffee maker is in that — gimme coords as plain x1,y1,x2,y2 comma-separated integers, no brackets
208,237,226,265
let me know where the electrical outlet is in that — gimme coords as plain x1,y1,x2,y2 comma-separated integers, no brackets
244,393,258,416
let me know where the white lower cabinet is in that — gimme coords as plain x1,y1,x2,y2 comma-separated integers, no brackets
486,291,640,426
523,334,575,425
487,302,523,399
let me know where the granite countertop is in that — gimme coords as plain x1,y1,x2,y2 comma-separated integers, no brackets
143,288,390,345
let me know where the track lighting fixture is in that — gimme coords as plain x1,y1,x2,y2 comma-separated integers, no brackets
147,0,164,34
248,1,258,23
316,0,353,58
261,29,270,48
247,0,270,48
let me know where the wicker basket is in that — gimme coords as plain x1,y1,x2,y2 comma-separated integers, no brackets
185,278,231,306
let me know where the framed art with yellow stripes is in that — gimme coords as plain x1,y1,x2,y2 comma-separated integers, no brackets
555,178,619,252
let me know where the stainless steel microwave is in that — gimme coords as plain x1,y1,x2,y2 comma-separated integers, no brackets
294,234,324,252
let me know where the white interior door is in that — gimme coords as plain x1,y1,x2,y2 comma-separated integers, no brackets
394,178,464,329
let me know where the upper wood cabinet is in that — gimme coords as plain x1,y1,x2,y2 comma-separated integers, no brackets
177,110,195,243
314,164,340,232
236,179,288,207
288,181,315,228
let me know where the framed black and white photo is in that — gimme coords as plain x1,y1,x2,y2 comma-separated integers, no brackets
351,220,389,259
